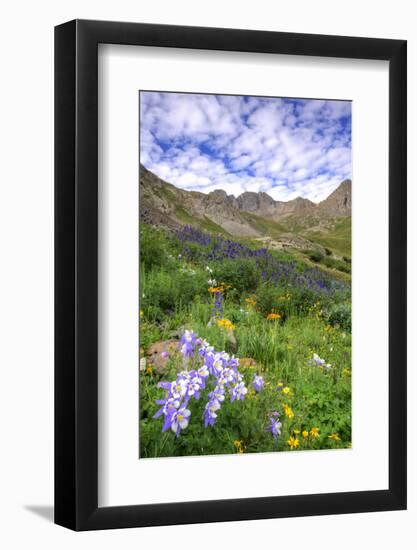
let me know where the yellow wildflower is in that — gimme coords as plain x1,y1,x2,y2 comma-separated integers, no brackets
328,433,341,441
277,382,284,387
245,297,257,306
208,286,223,293
310,427,320,438
293,429,300,435
282,386,291,395
283,404,294,419
146,366,153,375
287,436,300,449
233,440,244,453
266,312,281,321
302,430,309,438
217,318,235,330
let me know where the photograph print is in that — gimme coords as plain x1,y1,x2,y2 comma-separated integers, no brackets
139,91,352,458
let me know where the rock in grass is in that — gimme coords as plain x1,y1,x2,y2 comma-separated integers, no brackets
225,330,237,354
145,339,178,374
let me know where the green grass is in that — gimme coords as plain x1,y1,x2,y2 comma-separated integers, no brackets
303,218,351,258
240,211,287,239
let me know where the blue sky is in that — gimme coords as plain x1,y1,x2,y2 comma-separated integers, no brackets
140,92,351,203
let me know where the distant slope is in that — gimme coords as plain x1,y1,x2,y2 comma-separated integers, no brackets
303,217,352,258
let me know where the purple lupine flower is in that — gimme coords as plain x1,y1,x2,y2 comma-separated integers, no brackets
253,374,265,392
230,381,247,402
266,412,282,438
170,407,191,436
173,226,349,298
160,351,170,359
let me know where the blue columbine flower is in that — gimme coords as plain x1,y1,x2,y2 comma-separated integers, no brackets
253,374,265,392
266,412,282,438
310,353,332,369
209,385,225,404
170,407,191,436
153,396,180,419
204,398,221,427
230,381,248,402
153,330,249,435
179,329,198,358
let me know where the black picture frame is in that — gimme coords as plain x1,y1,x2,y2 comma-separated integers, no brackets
55,19,407,531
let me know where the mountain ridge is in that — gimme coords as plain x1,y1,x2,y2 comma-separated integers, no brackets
140,164,351,246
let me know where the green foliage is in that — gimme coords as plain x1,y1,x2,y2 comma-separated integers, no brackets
304,217,351,257
321,256,351,274
139,224,170,268
212,258,260,294
254,283,326,318
308,250,324,263
325,303,352,332
141,267,208,321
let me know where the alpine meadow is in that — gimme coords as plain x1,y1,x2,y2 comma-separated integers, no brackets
139,92,352,458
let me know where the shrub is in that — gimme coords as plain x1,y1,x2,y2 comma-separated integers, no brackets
212,258,260,294
309,251,324,263
326,303,351,332
322,256,351,274
140,224,170,268
141,267,208,320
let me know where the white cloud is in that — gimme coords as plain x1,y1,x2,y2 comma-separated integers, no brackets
140,92,351,203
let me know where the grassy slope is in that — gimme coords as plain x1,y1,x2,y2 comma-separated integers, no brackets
302,218,351,258
239,211,287,240
175,206,232,236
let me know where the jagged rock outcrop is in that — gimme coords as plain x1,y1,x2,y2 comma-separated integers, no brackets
318,179,351,216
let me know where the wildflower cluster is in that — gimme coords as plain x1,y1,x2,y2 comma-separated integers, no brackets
154,330,248,435
310,353,332,370
175,225,349,297
217,318,235,330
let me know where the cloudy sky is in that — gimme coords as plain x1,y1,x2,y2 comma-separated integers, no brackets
140,92,351,203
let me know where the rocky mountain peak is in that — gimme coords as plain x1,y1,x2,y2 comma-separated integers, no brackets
319,179,351,216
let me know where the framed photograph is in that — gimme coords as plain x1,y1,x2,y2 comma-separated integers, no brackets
55,19,406,530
